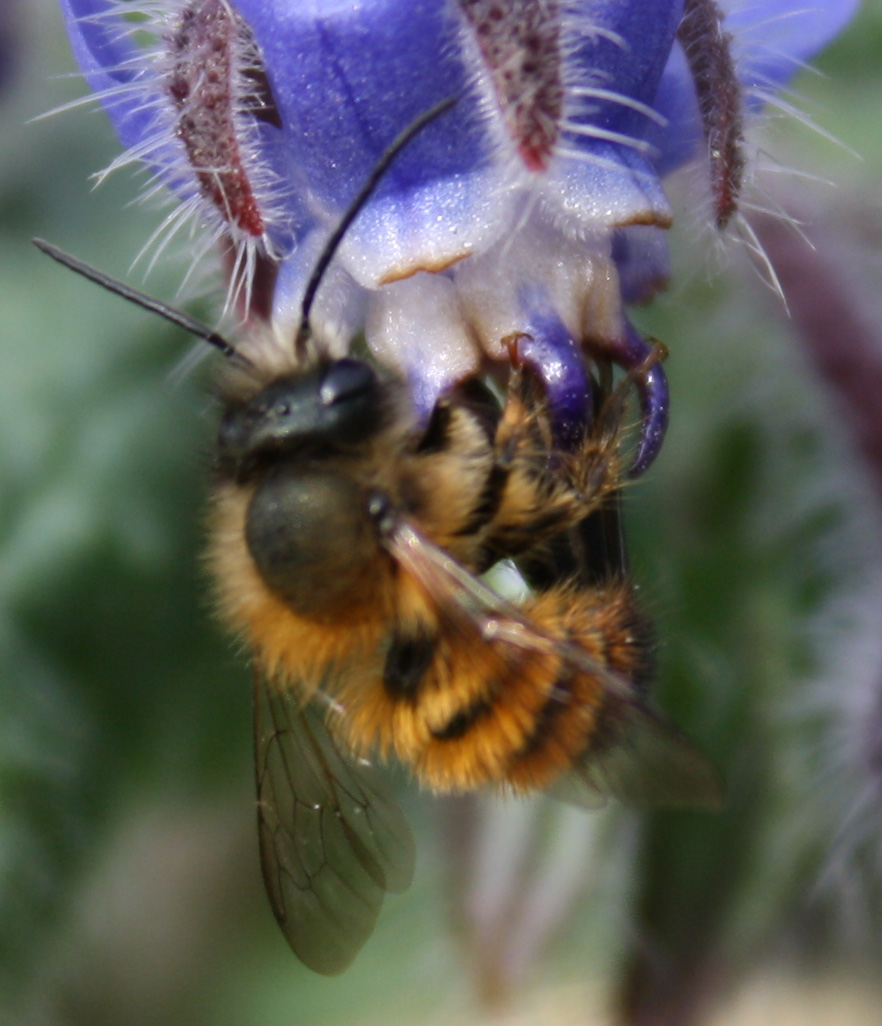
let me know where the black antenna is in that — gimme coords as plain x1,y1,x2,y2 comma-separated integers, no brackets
295,94,458,355
32,238,247,363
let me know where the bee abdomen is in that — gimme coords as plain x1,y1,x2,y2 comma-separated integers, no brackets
383,629,436,701
404,580,653,794
429,695,495,741
504,581,654,791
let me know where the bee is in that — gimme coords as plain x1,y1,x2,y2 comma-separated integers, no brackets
34,99,720,979
203,326,722,971
34,237,722,972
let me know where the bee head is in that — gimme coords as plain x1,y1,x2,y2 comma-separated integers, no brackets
217,358,388,476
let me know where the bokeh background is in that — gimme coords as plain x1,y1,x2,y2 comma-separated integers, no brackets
2,2,882,1023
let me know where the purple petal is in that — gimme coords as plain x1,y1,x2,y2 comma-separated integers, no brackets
518,310,592,450
517,309,669,472
631,353,669,477
58,0,162,150
232,0,491,216
593,321,669,477
613,226,671,305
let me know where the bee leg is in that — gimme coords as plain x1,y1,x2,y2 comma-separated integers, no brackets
494,333,556,465
516,366,635,590
500,312,595,452
416,376,501,455
472,345,592,570
516,494,629,591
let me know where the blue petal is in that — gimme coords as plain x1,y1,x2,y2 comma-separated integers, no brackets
337,169,512,288
517,309,592,450
229,0,687,275
58,0,162,151
232,0,492,215
563,0,683,137
548,146,672,230
547,0,681,226
612,227,671,305
728,0,861,94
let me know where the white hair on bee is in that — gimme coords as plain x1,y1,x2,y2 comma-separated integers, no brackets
58,0,293,315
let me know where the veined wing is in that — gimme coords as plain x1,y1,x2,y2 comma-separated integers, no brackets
253,673,416,975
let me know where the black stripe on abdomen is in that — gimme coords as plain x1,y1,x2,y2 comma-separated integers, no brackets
382,629,436,701
429,694,496,741
509,664,579,763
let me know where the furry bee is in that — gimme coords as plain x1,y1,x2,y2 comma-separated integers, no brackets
201,332,721,973
33,235,722,974
33,101,719,978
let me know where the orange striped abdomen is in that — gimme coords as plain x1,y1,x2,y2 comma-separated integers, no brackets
342,579,653,794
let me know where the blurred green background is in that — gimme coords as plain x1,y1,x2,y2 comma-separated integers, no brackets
2,2,882,1023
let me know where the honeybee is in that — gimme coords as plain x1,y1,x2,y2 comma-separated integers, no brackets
33,100,719,978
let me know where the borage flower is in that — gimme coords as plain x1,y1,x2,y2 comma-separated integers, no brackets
58,0,858,468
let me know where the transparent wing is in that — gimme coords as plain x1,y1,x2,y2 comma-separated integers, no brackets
546,700,725,811
383,517,724,812
253,673,416,975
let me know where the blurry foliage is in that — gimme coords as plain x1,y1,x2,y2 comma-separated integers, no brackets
2,2,882,1024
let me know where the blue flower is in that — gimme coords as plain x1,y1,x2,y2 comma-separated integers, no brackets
57,0,858,468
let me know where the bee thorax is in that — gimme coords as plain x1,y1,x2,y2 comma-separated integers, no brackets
245,466,383,615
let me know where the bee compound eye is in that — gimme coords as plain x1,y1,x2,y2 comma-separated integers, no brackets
246,467,383,615
319,358,377,407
